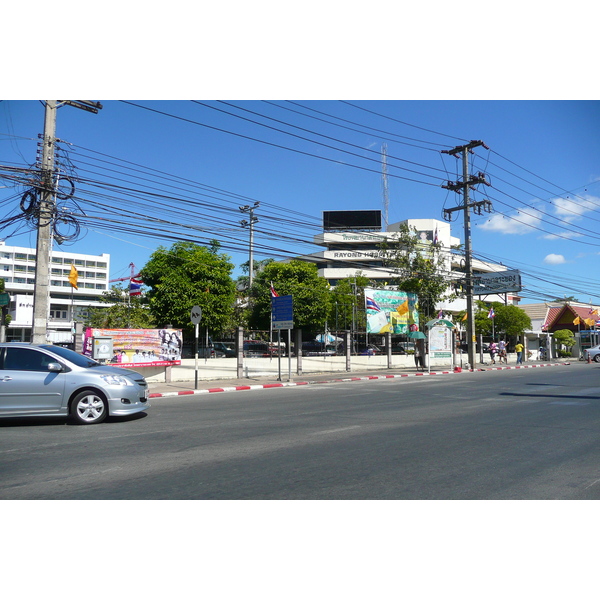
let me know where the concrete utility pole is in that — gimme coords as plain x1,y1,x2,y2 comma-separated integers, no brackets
240,201,259,287
442,141,492,369
31,101,102,344
31,101,58,344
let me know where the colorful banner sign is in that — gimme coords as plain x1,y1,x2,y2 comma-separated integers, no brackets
364,288,419,334
83,328,182,366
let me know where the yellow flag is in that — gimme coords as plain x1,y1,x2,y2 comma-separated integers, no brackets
585,318,595,327
573,316,581,325
462,313,468,321
68,264,78,289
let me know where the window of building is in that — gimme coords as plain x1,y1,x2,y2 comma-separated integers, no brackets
86,261,96,268
52,257,63,264
51,268,62,275
27,254,36,261
27,278,35,284
14,277,26,284
14,265,26,272
27,266,35,273
84,282,94,289
74,259,84,266
50,280,62,286
3,265,9,271
97,262,107,269
14,253,26,261
95,283,106,290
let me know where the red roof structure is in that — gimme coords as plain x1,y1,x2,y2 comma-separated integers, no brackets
544,304,599,333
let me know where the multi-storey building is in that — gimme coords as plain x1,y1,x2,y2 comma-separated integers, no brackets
0,241,110,342
297,216,520,312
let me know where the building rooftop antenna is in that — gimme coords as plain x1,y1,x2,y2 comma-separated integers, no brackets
381,143,389,231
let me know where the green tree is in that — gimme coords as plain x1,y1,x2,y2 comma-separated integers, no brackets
474,301,532,338
381,223,452,322
330,273,372,332
0,278,11,330
86,284,156,328
139,241,236,335
248,260,332,333
553,328,576,350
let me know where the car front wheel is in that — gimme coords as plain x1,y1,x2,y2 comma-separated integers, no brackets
71,391,108,425
593,355,600,363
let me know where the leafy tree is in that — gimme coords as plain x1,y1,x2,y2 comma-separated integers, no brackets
139,241,236,334
381,223,452,322
474,301,531,338
330,273,372,332
553,328,576,350
86,284,156,329
248,260,332,334
0,278,11,329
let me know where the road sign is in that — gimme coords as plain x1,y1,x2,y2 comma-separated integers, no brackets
190,305,202,324
0,293,9,307
272,295,293,330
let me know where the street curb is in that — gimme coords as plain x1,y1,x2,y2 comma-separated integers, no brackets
148,361,571,398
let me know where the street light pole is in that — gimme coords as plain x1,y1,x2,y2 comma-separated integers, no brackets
240,201,259,287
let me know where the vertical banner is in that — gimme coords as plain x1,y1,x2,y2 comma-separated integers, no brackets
364,288,419,334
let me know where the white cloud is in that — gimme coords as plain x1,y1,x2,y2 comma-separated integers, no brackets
478,207,543,234
544,253,568,264
550,194,600,221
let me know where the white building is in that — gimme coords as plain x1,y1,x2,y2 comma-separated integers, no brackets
0,241,110,343
298,216,520,312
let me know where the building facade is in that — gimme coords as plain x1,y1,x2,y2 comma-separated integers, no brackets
298,216,519,312
0,241,110,342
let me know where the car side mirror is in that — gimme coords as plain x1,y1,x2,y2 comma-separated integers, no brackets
47,362,63,372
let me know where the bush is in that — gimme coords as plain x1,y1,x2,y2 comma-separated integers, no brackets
558,349,573,358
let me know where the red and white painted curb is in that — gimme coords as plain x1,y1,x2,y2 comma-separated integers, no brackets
148,362,571,398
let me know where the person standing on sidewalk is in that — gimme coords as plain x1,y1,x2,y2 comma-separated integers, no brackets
515,341,524,364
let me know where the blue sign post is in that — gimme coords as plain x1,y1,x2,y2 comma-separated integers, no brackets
272,295,293,330
271,295,293,382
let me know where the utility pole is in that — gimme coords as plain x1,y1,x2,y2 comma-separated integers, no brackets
442,140,492,369
31,101,102,344
240,201,259,287
31,101,58,344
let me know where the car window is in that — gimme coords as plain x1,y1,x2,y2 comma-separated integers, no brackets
3,347,54,372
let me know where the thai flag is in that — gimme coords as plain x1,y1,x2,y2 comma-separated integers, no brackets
488,307,495,319
366,297,381,312
437,310,443,319
270,282,279,298
129,277,143,296
433,228,439,245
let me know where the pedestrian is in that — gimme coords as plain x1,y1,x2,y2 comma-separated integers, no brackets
515,341,524,364
489,341,498,364
498,340,507,364
414,340,425,371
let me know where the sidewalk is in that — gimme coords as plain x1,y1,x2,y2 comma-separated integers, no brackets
147,359,571,398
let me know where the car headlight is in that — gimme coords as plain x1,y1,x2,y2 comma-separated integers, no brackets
100,374,134,386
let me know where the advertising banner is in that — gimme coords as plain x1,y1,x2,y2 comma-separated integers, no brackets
364,288,419,334
83,328,182,366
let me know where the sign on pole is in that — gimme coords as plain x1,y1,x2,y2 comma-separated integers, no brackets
191,305,202,389
272,295,293,330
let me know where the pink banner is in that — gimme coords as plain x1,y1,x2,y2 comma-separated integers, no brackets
83,328,183,366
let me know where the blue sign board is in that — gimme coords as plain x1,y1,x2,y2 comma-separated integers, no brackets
272,295,293,330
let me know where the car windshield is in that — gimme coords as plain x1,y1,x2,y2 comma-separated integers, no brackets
39,345,100,368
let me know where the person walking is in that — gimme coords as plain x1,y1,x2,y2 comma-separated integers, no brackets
489,341,498,365
498,340,507,364
515,341,524,364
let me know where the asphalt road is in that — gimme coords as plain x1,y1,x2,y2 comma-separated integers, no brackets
2,362,600,499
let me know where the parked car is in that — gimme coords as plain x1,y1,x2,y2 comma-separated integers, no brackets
213,341,236,358
357,343,382,355
243,340,270,357
301,341,336,356
585,345,600,362
0,343,150,425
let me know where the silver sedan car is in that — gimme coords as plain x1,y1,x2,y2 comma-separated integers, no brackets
585,345,600,362
0,343,150,425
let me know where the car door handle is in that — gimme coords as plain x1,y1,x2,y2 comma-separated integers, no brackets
0,376,12,382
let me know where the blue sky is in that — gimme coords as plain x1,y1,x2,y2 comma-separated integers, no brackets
1,99,599,304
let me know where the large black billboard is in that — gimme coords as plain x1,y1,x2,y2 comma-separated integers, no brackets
323,210,382,231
